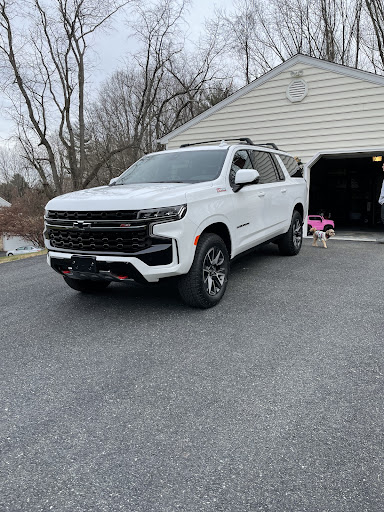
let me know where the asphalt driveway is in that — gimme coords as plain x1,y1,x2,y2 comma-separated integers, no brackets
0,239,383,511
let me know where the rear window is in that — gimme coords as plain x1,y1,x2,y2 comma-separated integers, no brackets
280,155,303,177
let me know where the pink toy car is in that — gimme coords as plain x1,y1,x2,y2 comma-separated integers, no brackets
307,215,335,235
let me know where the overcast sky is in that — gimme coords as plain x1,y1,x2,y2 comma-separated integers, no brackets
0,0,232,144
92,0,230,83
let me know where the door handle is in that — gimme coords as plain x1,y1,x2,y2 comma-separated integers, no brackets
258,192,265,197
281,189,287,193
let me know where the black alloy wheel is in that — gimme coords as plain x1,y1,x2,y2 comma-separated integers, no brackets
178,233,230,308
278,210,303,256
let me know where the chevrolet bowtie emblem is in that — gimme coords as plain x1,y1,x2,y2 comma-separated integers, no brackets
73,221,91,229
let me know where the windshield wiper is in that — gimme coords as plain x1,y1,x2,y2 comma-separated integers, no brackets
109,180,187,186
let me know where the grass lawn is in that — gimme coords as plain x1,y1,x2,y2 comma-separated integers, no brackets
0,249,47,264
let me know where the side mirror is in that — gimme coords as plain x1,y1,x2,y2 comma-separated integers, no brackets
234,169,260,186
109,177,119,186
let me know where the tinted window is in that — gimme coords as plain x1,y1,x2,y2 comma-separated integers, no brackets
115,149,228,184
270,154,285,180
229,150,254,189
280,155,303,177
250,151,279,184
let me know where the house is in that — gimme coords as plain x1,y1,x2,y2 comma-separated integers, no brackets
0,196,30,252
159,54,384,232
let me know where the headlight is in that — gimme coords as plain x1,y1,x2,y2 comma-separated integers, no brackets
138,204,187,221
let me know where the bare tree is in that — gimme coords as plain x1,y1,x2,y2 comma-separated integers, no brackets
216,0,267,82
86,0,230,183
364,0,384,71
217,0,367,78
0,0,132,198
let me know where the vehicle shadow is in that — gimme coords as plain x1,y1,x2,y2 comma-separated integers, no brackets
56,243,283,314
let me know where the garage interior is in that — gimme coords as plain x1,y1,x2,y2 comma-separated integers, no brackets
308,154,383,237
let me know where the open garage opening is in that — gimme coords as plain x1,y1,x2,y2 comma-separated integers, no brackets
308,153,383,232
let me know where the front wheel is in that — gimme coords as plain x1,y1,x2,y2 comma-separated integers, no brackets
278,210,303,256
63,275,110,293
178,233,230,309
7,253,13,256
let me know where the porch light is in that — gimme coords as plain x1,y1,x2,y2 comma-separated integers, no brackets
372,156,382,162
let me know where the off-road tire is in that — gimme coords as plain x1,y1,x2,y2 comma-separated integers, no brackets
177,233,230,309
278,210,303,256
63,275,110,293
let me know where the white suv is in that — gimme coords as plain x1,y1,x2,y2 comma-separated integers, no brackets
44,138,307,308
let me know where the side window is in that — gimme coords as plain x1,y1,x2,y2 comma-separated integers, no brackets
270,154,285,180
280,154,303,177
229,150,253,189
250,151,280,184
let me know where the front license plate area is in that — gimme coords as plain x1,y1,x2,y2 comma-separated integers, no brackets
71,256,97,273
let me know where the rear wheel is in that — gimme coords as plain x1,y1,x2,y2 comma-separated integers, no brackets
178,233,230,309
63,275,110,293
278,210,303,256
323,224,333,231
7,253,13,256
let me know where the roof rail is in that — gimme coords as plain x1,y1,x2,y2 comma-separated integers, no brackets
180,137,254,148
179,138,281,150
258,142,280,150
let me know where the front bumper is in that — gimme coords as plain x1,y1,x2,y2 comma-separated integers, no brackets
46,215,199,283
47,241,180,283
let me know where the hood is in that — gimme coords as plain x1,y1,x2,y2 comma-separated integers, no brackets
46,182,210,211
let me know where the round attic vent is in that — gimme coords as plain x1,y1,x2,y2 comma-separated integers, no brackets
286,79,308,103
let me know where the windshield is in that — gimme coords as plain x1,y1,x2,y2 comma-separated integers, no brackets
113,149,228,185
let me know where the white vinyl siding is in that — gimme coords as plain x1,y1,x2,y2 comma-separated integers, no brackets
165,59,384,163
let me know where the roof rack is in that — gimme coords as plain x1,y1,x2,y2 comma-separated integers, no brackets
257,142,280,150
179,138,280,150
180,137,254,148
